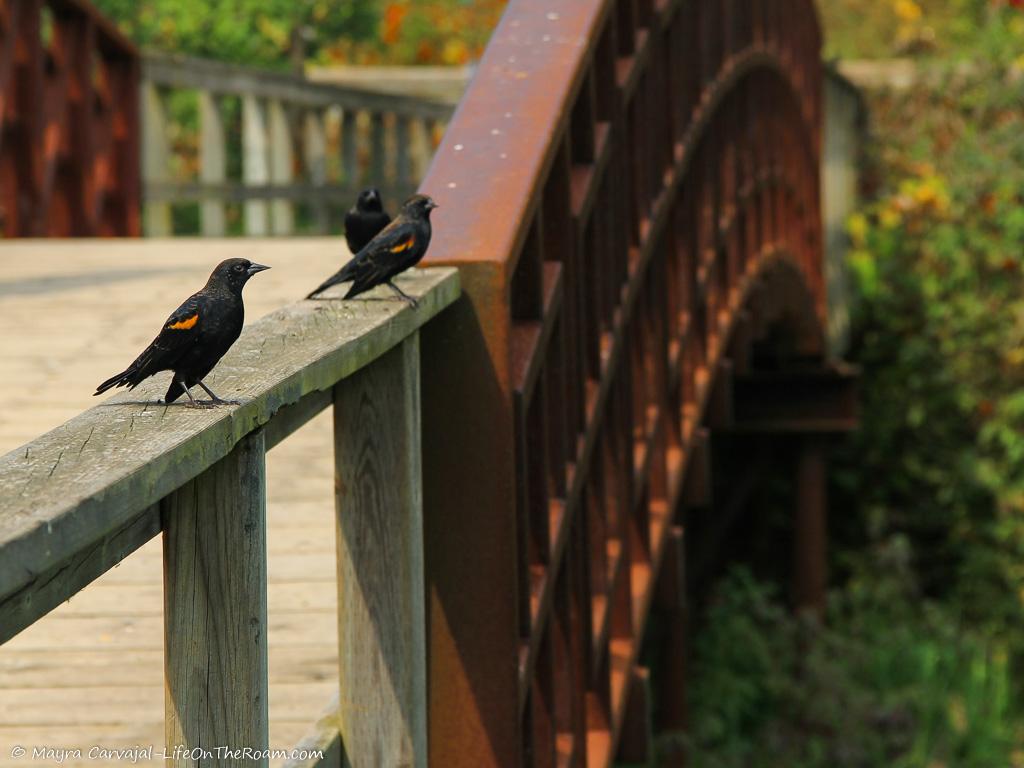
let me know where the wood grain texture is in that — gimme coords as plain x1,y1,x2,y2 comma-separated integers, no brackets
333,335,425,768
163,431,269,766
281,695,343,768
0,503,160,644
0,266,459,616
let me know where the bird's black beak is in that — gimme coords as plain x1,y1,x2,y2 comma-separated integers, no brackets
427,200,439,211
247,263,270,276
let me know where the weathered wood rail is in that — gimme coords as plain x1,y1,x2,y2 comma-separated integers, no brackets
0,265,459,765
141,54,454,237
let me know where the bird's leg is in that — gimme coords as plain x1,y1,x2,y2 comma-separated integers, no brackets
180,385,214,409
386,280,419,308
197,380,240,406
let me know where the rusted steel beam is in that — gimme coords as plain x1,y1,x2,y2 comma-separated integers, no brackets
0,0,139,236
731,365,859,434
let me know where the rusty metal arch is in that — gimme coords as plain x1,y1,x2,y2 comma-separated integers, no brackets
418,1,835,765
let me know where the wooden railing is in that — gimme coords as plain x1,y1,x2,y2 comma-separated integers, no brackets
141,54,454,237
418,0,852,766
0,262,460,765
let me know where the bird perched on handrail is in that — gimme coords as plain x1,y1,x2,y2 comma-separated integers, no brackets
94,258,270,407
344,188,391,255
306,193,438,306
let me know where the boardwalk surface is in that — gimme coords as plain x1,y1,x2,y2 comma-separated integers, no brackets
0,240,363,766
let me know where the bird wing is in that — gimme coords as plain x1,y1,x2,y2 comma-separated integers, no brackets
309,217,421,299
341,220,422,297
129,295,205,375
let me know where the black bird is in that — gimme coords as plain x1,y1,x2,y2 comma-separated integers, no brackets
344,188,391,255
307,193,438,306
94,258,270,407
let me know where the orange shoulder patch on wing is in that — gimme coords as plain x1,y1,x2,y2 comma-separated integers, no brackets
167,313,199,330
390,236,416,254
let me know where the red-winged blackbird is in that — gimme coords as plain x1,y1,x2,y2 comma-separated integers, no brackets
94,258,270,407
345,188,391,255
307,193,438,306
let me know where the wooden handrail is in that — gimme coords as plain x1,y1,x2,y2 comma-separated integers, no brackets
0,264,459,765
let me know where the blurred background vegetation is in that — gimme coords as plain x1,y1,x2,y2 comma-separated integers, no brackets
95,0,1024,764
683,1,1024,766
91,0,505,67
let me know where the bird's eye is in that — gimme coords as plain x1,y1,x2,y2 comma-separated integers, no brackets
234,264,244,272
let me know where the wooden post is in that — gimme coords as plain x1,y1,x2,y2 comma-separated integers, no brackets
198,90,226,237
428,119,445,151
242,95,270,236
268,98,294,235
396,115,412,194
304,109,329,234
333,334,426,767
370,112,386,188
794,437,827,616
342,110,359,187
163,431,269,766
141,83,171,236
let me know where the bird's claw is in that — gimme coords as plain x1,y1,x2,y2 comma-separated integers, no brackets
176,398,238,408
180,400,216,409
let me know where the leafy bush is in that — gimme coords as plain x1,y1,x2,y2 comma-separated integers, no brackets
90,0,507,67
837,57,1024,639
682,559,1023,767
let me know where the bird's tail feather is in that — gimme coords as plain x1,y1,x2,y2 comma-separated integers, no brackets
307,264,356,299
307,274,342,299
94,366,139,396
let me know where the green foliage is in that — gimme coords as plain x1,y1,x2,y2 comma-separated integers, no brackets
682,561,1024,768
820,0,1024,62
838,60,1024,638
91,0,378,68
90,0,508,67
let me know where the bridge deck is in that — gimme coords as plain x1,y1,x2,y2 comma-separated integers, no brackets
0,240,361,765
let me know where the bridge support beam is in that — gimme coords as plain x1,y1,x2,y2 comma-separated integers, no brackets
794,438,828,616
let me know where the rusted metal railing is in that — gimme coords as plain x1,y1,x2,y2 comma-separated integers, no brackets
419,0,853,765
0,0,140,236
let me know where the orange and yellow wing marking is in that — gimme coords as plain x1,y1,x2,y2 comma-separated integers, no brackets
390,236,416,254
167,313,199,331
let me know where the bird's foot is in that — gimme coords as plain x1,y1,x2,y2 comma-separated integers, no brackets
195,382,240,406
386,281,419,308
202,397,241,407
179,400,216,409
